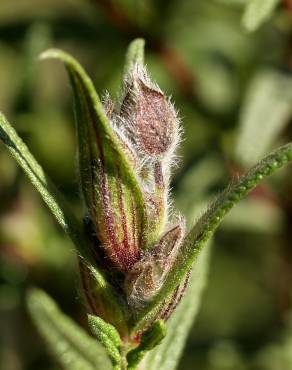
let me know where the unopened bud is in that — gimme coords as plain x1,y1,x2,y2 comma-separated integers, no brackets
125,217,185,308
120,65,179,160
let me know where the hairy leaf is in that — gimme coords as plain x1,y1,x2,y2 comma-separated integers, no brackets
135,142,292,329
27,289,112,370
0,113,85,251
88,314,121,366
0,109,123,329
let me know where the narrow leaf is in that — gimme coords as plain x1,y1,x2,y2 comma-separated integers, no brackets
0,112,85,251
135,142,292,329
0,110,123,335
142,243,211,370
27,288,112,370
242,0,280,32
127,320,166,370
88,314,121,365
235,69,292,166
40,49,146,272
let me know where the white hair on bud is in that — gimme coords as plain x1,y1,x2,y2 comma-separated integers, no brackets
102,62,183,253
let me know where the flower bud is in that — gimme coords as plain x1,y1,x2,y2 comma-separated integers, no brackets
43,46,188,339
120,68,178,159
118,65,181,246
125,217,185,308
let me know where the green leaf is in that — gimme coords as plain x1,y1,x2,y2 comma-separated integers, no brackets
0,112,85,250
142,243,211,370
40,48,147,272
0,105,124,332
88,314,121,366
135,142,292,330
127,320,166,370
235,69,292,167
242,0,281,32
123,38,145,77
27,288,112,370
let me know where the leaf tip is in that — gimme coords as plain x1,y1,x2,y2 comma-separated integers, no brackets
39,48,78,71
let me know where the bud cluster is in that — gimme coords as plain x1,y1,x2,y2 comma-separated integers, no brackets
66,49,187,338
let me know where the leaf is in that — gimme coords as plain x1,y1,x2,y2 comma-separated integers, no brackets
40,48,147,272
127,320,166,370
27,288,112,370
134,142,292,330
242,0,281,32
142,243,211,370
0,104,123,328
123,38,145,77
0,112,85,251
88,314,121,366
235,69,292,167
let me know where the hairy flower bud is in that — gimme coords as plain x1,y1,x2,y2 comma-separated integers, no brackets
125,217,185,308
43,45,188,339
120,66,179,159
116,65,181,246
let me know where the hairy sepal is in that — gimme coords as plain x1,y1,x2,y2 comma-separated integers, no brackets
79,260,129,338
125,217,185,309
40,49,147,272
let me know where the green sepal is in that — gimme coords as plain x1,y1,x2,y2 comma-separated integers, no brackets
133,142,292,331
88,314,122,366
40,48,146,272
27,288,112,370
79,261,129,338
123,38,145,76
127,320,166,370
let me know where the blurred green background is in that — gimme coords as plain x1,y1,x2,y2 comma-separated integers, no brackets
0,1,292,369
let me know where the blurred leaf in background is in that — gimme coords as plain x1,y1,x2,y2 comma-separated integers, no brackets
0,0,291,370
